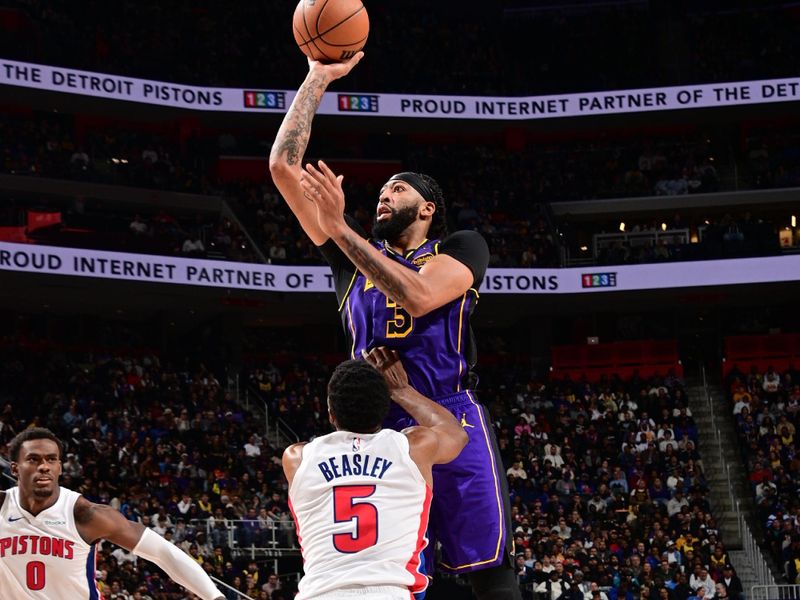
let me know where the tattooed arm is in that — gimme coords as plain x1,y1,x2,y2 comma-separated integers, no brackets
301,161,483,317
269,53,364,246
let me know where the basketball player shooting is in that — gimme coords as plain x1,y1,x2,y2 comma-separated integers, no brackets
270,55,522,600
283,348,468,599
0,428,224,599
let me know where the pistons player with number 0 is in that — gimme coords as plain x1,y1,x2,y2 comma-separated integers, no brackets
283,348,467,600
0,428,224,600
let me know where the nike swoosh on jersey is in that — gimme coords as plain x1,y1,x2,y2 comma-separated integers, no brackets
8,516,23,522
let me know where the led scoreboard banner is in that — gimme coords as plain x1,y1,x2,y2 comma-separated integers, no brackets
3,59,800,120
3,243,800,295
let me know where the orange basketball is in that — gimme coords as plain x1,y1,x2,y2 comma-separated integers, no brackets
292,0,369,63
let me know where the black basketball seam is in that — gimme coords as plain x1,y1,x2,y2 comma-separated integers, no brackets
299,4,365,47
293,24,312,50
315,0,332,37
294,24,320,60
300,1,320,60
318,4,365,43
311,37,336,62
302,0,337,61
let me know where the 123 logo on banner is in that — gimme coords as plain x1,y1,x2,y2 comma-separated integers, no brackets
338,94,379,112
582,273,617,288
243,91,286,109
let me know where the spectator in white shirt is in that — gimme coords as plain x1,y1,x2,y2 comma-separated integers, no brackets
244,434,262,458
690,567,716,598
177,493,193,515
507,460,527,479
667,490,689,517
659,430,679,453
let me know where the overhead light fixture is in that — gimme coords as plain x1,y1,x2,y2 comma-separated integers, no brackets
619,222,625,232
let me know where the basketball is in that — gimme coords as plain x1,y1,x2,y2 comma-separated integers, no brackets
292,0,369,63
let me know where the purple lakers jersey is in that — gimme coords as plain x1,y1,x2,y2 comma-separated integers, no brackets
319,225,488,402
341,239,479,400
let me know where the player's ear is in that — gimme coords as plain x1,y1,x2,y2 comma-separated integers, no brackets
328,407,337,428
419,200,435,219
10,461,18,477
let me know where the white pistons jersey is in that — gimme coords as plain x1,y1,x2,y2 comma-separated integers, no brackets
0,486,100,599
289,429,431,599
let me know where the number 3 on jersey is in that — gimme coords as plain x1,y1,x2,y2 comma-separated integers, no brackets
386,298,413,338
332,485,378,553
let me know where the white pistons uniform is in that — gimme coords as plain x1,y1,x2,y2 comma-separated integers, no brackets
289,429,432,600
0,486,101,599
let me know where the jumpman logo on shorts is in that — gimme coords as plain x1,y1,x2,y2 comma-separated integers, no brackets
460,413,475,429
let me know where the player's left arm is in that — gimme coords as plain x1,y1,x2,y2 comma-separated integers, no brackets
301,160,488,317
75,497,224,600
281,442,307,488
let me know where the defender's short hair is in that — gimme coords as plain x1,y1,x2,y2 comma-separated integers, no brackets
328,360,390,433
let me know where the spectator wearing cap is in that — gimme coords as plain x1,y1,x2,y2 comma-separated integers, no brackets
667,490,688,517
536,568,569,600
720,565,743,600
63,452,84,478
665,541,682,567
516,553,536,586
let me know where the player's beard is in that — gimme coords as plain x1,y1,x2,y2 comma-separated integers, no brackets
373,206,418,243
32,482,54,498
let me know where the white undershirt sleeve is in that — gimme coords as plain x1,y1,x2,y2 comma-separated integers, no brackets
132,528,221,600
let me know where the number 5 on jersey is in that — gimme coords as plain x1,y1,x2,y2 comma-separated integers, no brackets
333,485,378,553
386,298,413,338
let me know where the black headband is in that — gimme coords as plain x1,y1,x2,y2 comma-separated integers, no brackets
389,172,435,203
